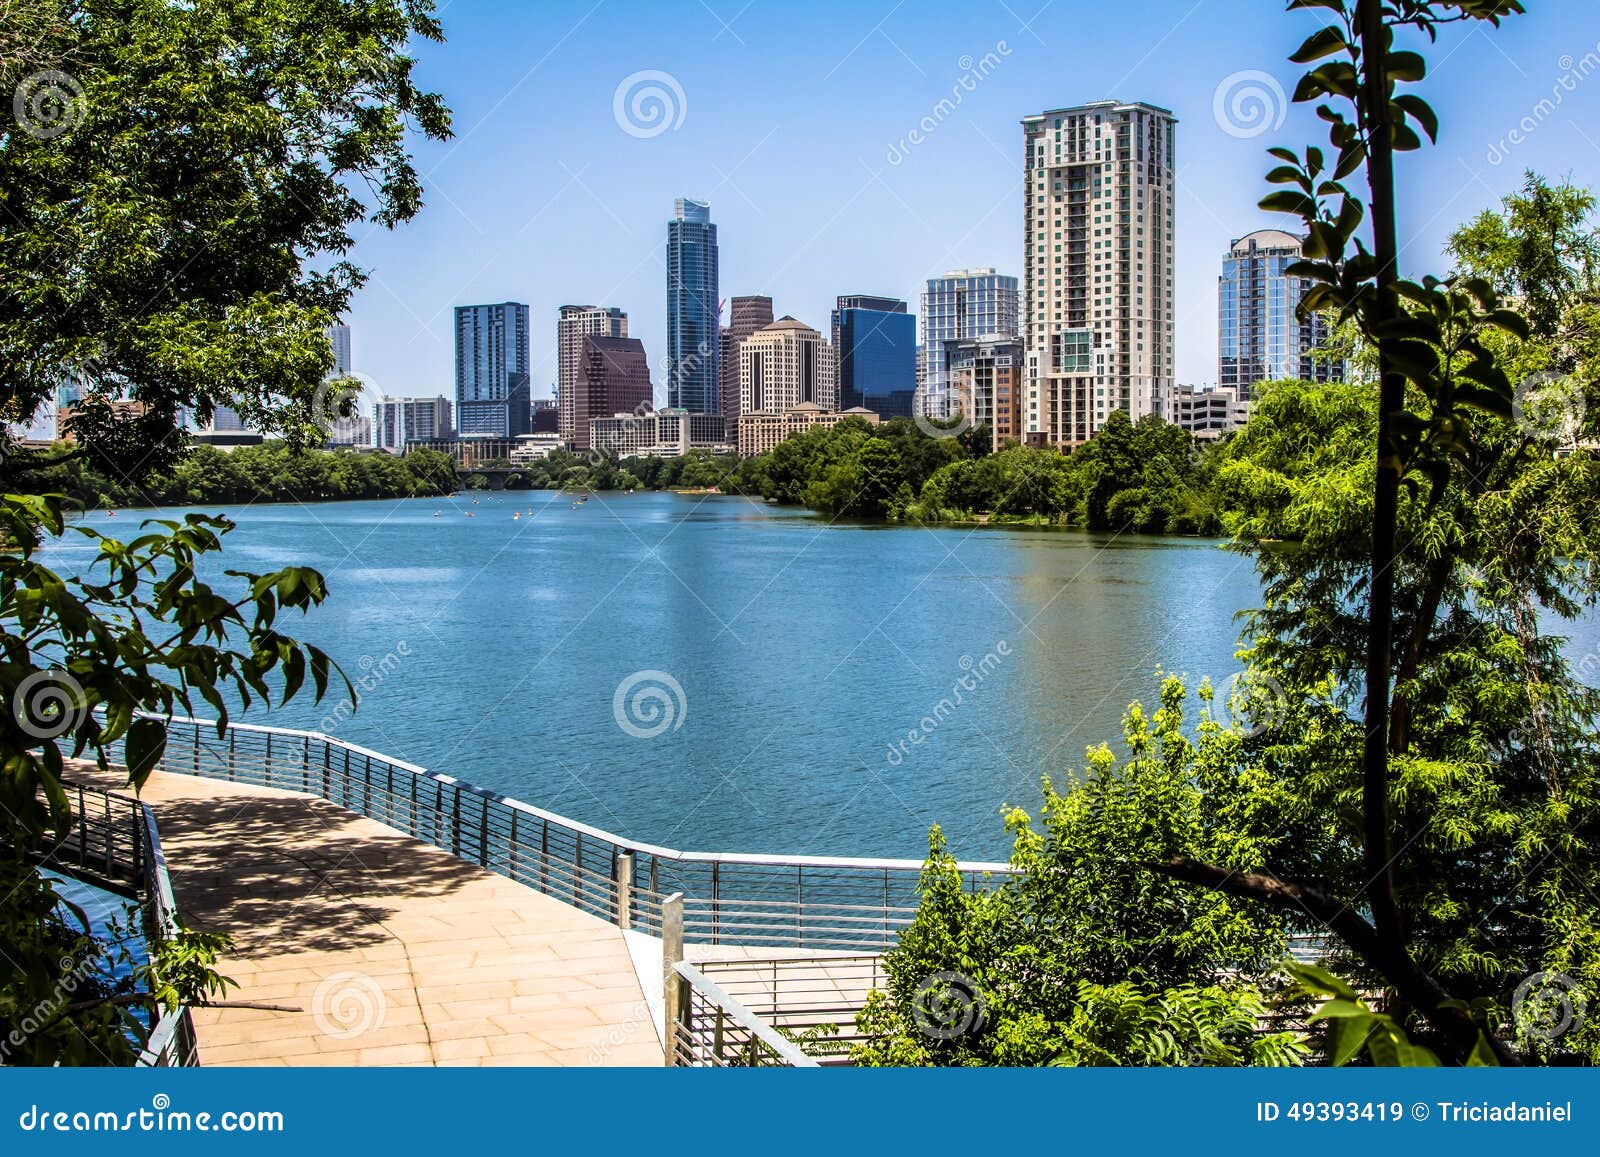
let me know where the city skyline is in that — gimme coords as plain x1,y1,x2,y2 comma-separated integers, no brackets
332,1,1598,410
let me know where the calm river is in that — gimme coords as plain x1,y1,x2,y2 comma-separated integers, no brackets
52,492,1600,862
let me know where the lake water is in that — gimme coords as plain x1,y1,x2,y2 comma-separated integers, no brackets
51,492,1600,862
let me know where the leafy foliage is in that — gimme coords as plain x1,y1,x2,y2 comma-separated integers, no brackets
0,0,451,482
8,443,458,508
854,678,1299,1066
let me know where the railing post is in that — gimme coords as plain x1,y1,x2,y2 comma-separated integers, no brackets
615,851,634,930
661,892,685,1066
710,860,721,946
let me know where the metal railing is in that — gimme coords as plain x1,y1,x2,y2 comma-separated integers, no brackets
38,782,198,1067
116,715,1011,953
667,961,821,1068
684,954,886,1065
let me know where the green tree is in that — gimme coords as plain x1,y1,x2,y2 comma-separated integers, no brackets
0,0,450,485
854,679,1305,1067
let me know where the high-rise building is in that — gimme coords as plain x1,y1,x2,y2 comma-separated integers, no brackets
919,270,1018,420
573,335,653,453
833,296,917,419
375,396,453,453
454,302,532,438
666,198,720,414
1022,100,1176,448
1219,230,1344,399
739,317,838,417
951,336,1023,450
326,324,352,377
558,305,628,441
720,295,774,433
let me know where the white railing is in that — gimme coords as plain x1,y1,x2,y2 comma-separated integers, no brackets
115,715,1012,953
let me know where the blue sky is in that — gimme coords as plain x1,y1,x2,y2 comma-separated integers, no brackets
340,0,1600,405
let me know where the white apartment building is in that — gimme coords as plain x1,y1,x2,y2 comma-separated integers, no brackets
738,317,838,415
1022,100,1176,448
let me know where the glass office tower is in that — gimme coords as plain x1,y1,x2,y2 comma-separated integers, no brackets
833,296,917,419
666,198,721,414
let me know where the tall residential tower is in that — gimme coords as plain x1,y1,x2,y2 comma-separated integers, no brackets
1022,101,1176,448
558,305,628,442
666,198,720,414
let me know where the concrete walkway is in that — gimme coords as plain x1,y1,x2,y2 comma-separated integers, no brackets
81,768,662,1067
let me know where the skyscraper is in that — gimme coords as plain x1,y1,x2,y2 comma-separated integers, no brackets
573,335,653,454
1219,230,1343,399
833,296,917,419
666,198,720,414
739,317,838,416
326,324,352,377
454,302,532,438
919,270,1019,420
720,295,774,434
558,305,628,442
1022,100,1176,448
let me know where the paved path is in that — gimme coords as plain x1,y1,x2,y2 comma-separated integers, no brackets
79,768,662,1067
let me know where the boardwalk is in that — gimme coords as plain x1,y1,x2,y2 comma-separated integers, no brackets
77,768,662,1067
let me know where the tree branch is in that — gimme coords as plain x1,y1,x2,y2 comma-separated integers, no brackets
1148,856,1519,1066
